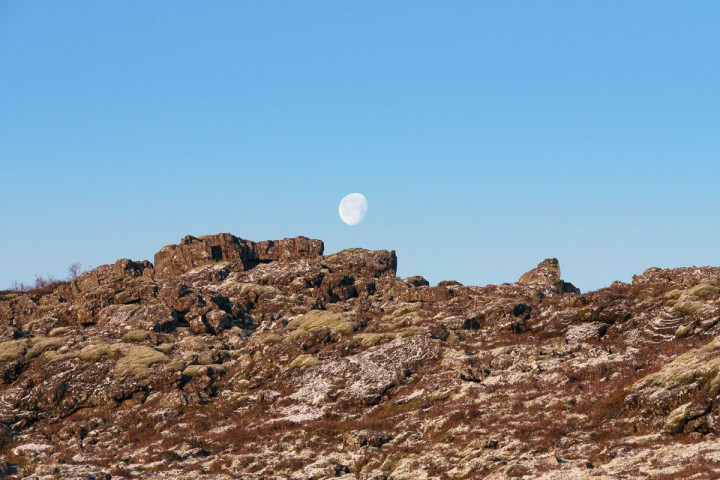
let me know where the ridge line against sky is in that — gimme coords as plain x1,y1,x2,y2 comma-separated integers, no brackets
1,1,719,291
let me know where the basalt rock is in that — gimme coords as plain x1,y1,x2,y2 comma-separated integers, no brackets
519,258,562,285
2,233,720,478
518,257,581,294
153,233,324,279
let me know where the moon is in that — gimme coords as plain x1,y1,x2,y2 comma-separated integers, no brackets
339,193,368,226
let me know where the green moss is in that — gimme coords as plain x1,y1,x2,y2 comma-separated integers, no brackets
262,334,283,345
445,331,461,344
237,283,280,298
397,326,422,337
182,364,210,377
178,337,210,352
196,351,214,365
664,402,694,434
673,301,704,315
688,283,718,299
0,340,28,361
25,337,64,359
76,340,124,361
286,310,355,337
48,327,70,337
166,359,186,372
632,337,720,393
44,338,125,363
664,289,682,301
675,325,692,338
352,332,397,347
123,330,152,343
390,303,422,317
114,346,168,378
428,391,450,402
289,354,321,369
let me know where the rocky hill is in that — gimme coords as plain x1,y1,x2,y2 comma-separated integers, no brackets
2,233,720,479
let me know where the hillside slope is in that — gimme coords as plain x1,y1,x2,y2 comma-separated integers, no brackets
2,233,720,479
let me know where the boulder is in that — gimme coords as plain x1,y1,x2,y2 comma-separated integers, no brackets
205,309,231,333
132,305,178,332
664,401,711,434
566,321,607,342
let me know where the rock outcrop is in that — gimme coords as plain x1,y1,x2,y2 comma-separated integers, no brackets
153,233,324,279
518,257,580,293
2,234,720,479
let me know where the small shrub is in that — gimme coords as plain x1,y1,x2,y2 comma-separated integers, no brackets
6,262,85,294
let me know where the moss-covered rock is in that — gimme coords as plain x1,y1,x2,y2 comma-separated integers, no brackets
123,330,152,343
0,340,28,361
289,354,321,369
25,337,64,359
352,332,397,348
114,346,168,378
286,310,356,340
632,337,720,393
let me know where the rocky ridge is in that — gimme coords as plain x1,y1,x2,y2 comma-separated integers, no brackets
2,233,720,478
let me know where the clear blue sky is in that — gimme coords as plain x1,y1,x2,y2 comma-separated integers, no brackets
2,1,719,291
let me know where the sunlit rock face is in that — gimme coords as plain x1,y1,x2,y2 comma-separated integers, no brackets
3,234,720,478
153,233,324,279
519,257,581,294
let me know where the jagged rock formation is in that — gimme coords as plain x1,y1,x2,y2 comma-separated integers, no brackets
518,257,580,294
153,234,324,279
2,234,720,478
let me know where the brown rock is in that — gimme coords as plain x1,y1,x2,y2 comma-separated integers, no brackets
518,258,580,294
254,236,325,263
205,309,231,333
566,321,607,342
153,234,324,280
130,305,178,332
518,258,561,285
404,276,429,287
186,314,208,334
8,232,720,479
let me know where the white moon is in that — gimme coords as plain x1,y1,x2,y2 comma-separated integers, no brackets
339,193,368,226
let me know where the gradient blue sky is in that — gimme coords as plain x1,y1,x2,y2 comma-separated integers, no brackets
2,1,719,291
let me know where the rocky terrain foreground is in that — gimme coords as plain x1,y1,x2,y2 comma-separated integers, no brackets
3,234,720,479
